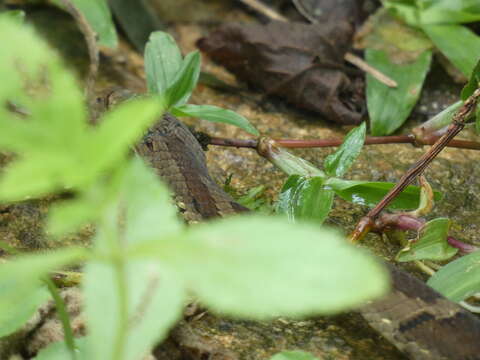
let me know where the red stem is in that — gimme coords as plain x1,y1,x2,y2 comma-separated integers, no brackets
208,135,480,151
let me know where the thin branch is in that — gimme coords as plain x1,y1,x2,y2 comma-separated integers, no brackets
349,88,480,242
207,135,480,151
60,0,99,108
414,261,436,276
208,137,258,148
344,52,397,88
275,135,415,148
237,0,288,21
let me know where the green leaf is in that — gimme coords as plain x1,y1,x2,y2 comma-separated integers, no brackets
52,0,117,48
108,0,167,52
84,158,185,360
385,0,480,25
396,218,458,262
144,31,183,95
418,0,480,24
277,175,334,224
269,351,320,360
235,185,271,212
0,155,73,202
0,19,86,154
140,216,389,319
34,337,88,360
356,8,432,62
47,181,110,236
84,261,185,360
324,122,366,177
267,146,326,178
423,24,480,77
427,250,480,302
0,97,163,202
0,248,87,336
0,19,87,200
461,59,480,100
48,150,180,238
409,175,434,217
366,49,432,135
85,97,165,178
173,104,259,136
121,158,183,243
325,178,442,210
165,51,201,108
383,1,420,27
0,10,25,22
0,21,163,203
0,285,50,337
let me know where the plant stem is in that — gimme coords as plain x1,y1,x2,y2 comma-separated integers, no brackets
59,0,99,104
238,0,288,21
209,137,258,148
207,135,480,151
413,101,463,136
102,206,129,360
112,256,128,360
414,260,435,276
350,88,480,242
43,277,77,360
447,236,479,254
344,52,397,87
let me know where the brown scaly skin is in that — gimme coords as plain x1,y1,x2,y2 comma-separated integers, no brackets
135,112,249,222
100,88,248,223
101,89,480,360
361,263,480,360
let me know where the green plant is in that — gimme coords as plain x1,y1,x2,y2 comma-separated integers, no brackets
273,62,480,306
0,19,388,360
274,122,441,222
51,0,118,48
362,0,480,135
144,31,259,135
141,29,480,309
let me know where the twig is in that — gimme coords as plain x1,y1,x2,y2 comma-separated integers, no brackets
292,0,318,24
414,260,436,276
349,88,480,243
207,135,480,151
371,213,477,254
238,0,397,87
344,52,397,88
60,0,99,106
209,137,258,148
237,0,288,22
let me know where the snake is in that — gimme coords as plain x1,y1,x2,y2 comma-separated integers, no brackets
100,88,480,360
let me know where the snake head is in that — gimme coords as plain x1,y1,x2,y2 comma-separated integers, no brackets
91,88,138,124
104,88,137,108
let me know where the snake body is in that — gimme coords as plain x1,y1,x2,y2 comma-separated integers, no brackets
135,112,248,222
103,90,480,360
